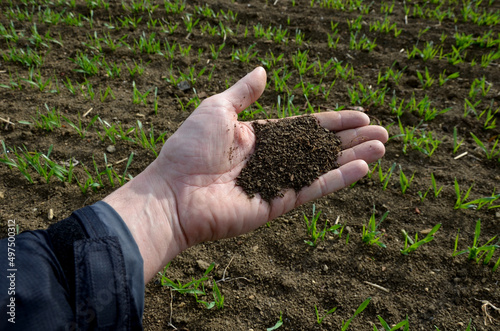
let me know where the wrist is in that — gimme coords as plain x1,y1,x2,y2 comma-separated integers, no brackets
103,163,182,282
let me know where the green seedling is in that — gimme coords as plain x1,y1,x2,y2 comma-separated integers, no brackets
153,87,159,114
1,142,33,183
452,127,464,154
341,297,371,330
375,315,409,331
134,32,162,54
164,0,186,13
124,59,148,79
377,160,396,190
267,312,283,331
117,15,143,29
160,261,226,309
377,62,406,86
209,43,225,60
271,66,292,94
23,68,53,92
362,209,389,248
101,59,121,78
275,94,301,118
478,102,498,130
80,79,96,101
113,152,134,186
160,262,214,295
416,67,435,89
397,120,440,156
177,65,207,86
417,188,430,202
347,82,387,107
401,223,441,255
303,204,342,247
238,101,268,121
211,281,224,309
469,76,491,100
132,81,151,105
453,219,499,269
231,44,258,63
481,49,500,67
454,178,499,210
446,46,466,65
438,70,459,86
315,305,337,324
292,49,314,75
22,104,62,132
100,86,116,102
430,173,443,197
349,31,377,51
63,77,76,94
369,14,401,37
470,132,499,160
62,113,99,138
134,120,168,157
454,178,475,209
258,51,284,70
398,166,415,194
463,98,480,118
70,51,100,76
96,118,136,144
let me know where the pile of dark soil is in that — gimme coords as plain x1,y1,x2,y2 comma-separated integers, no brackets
236,115,341,202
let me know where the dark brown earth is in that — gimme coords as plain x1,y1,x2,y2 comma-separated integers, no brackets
1,0,499,330
236,115,341,202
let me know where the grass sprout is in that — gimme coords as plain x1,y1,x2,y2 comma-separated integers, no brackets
453,219,499,269
303,204,342,247
398,166,415,194
315,305,337,324
454,178,500,210
375,315,409,331
470,132,499,161
401,223,441,255
267,312,283,331
362,209,389,248
341,297,371,330
453,127,464,154
378,160,396,190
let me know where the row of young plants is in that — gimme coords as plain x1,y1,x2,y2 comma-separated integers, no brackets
0,103,169,193
303,204,499,271
1,0,499,134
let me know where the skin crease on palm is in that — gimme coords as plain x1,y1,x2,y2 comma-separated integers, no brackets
103,67,389,282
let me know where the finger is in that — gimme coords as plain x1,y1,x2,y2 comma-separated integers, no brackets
336,126,389,149
295,160,368,206
336,140,386,165
220,67,267,114
313,111,370,131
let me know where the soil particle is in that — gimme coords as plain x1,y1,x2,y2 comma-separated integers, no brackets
236,115,342,202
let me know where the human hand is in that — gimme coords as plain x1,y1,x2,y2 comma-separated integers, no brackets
152,67,387,249
104,67,387,281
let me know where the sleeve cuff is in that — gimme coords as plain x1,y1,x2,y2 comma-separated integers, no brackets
89,201,145,319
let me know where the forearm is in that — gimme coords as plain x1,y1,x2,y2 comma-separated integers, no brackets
103,164,182,283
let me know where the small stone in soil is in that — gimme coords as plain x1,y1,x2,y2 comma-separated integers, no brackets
236,115,342,202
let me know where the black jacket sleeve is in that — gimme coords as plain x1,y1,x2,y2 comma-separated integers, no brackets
0,201,145,331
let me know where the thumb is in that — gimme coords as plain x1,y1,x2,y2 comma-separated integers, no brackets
219,67,267,114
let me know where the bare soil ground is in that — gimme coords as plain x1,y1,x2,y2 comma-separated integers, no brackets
0,0,499,330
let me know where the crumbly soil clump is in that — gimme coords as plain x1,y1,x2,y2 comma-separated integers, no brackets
236,115,342,202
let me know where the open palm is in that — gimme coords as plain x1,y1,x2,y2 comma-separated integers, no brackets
153,67,387,251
